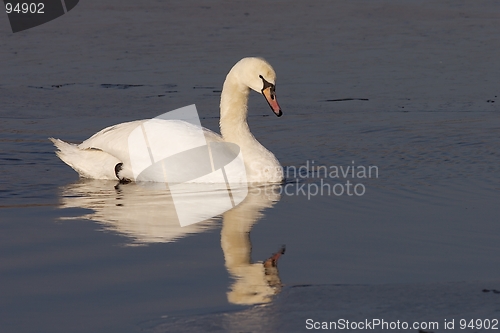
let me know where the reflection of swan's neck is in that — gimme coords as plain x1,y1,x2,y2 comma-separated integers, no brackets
220,187,282,305
219,73,259,147
221,203,262,270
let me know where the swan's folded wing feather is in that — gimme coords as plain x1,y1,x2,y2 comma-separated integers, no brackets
50,138,121,179
78,119,224,180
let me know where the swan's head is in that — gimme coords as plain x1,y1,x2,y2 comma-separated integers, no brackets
230,57,282,117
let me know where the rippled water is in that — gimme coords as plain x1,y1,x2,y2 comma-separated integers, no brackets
1,1,500,332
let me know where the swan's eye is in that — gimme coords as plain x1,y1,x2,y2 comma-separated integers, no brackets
260,77,276,101
259,75,274,92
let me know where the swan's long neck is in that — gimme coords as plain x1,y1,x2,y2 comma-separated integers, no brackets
218,65,283,183
219,73,259,146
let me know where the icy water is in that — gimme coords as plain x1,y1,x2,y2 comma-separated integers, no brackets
1,1,500,333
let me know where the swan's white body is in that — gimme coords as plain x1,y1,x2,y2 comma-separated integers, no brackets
51,57,284,183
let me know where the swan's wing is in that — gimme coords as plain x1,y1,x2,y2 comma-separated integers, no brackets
80,120,222,161
78,119,224,181
78,120,146,162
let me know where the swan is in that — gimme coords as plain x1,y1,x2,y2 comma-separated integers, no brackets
50,57,284,183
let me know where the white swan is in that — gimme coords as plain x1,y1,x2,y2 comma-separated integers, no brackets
50,57,284,183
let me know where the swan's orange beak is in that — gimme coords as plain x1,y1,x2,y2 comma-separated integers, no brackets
263,87,282,117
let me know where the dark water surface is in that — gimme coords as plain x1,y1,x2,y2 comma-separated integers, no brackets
1,1,499,332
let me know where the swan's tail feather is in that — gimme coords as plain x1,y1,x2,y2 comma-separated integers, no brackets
49,138,121,180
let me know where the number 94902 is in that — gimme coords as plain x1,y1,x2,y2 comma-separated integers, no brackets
5,2,45,14
459,319,498,330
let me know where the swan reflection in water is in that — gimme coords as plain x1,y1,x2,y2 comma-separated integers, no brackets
58,180,285,305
